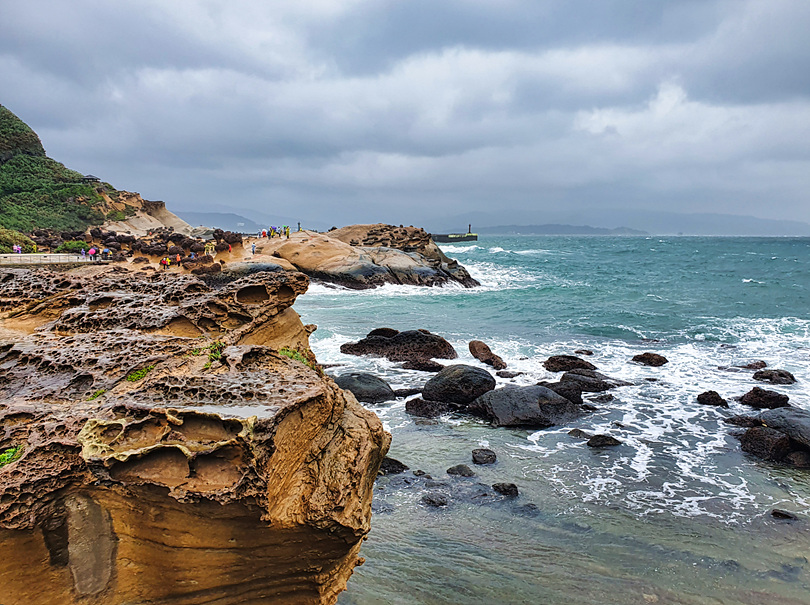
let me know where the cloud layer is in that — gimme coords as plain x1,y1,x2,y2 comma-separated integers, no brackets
3,0,810,227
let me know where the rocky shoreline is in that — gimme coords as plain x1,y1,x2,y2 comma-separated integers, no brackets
333,327,806,516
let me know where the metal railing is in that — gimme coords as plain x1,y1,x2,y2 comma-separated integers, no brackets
0,254,111,266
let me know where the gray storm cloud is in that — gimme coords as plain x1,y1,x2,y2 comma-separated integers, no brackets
2,0,809,228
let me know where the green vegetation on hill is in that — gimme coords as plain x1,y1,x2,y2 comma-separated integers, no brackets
0,104,107,232
0,227,36,253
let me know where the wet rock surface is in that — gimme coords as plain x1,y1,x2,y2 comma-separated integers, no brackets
753,369,797,385
469,385,585,428
469,340,507,370
0,264,390,604
543,355,596,373
422,364,496,405
697,390,729,407
341,328,457,362
472,448,497,465
632,352,668,367
334,372,396,403
739,387,791,409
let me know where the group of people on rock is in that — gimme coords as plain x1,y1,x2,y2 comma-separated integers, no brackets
260,226,291,239
79,247,110,261
159,252,199,270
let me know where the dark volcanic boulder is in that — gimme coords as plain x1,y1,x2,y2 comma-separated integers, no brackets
379,457,409,475
492,483,518,497
447,464,475,477
737,360,767,370
401,359,445,372
587,434,622,447
334,372,395,403
422,364,495,405
340,329,457,362
469,340,507,370
753,369,797,385
739,387,790,409
697,391,728,407
559,369,631,393
740,426,792,461
537,381,583,404
472,448,497,465
368,327,400,338
723,416,763,428
632,352,668,366
405,398,454,418
468,385,584,428
543,355,596,373
760,408,810,448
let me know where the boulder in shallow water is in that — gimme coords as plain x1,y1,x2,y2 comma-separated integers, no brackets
753,369,797,385
740,426,793,461
334,372,396,403
421,493,448,507
723,415,763,428
568,429,592,439
543,355,596,373
469,385,584,428
771,509,800,521
736,360,767,370
587,434,622,447
697,390,728,407
559,369,631,393
537,380,583,404
405,398,454,418
497,370,524,378
447,464,476,477
469,340,507,370
492,483,519,497
739,387,790,409
760,408,810,448
472,448,497,465
422,364,496,405
340,329,457,362
632,352,668,367
401,358,445,372
379,457,409,476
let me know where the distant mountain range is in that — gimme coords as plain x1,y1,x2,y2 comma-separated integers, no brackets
476,224,647,235
177,210,332,233
430,208,810,236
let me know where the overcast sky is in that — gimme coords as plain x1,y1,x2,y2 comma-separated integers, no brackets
2,0,810,228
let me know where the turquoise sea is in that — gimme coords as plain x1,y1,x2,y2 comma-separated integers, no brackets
294,236,810,605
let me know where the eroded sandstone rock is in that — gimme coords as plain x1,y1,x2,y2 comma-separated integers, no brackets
0,264,390,604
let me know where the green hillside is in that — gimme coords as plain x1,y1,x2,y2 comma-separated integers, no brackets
0,104,106,232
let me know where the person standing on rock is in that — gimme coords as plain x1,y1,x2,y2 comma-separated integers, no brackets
252,242,256,254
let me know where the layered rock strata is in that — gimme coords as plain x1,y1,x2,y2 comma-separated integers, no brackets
0,263,389,604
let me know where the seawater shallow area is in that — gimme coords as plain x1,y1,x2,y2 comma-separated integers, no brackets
294,235,810,605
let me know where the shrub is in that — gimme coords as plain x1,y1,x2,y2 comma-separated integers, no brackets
106,210,126,222
0,227,36,253
279,347,318,372
56,240,90,253
126,364,155,382
0,445,23,468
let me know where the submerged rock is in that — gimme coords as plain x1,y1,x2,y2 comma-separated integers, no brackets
492,483,519,497
334,372,396,403
587,434,622,447
447,464,476,477
559,369,631,393
379,457,410,476
422,364,496,405
469,340,507,370
469,385,584,428
771,509,800,521
632,352,668,367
